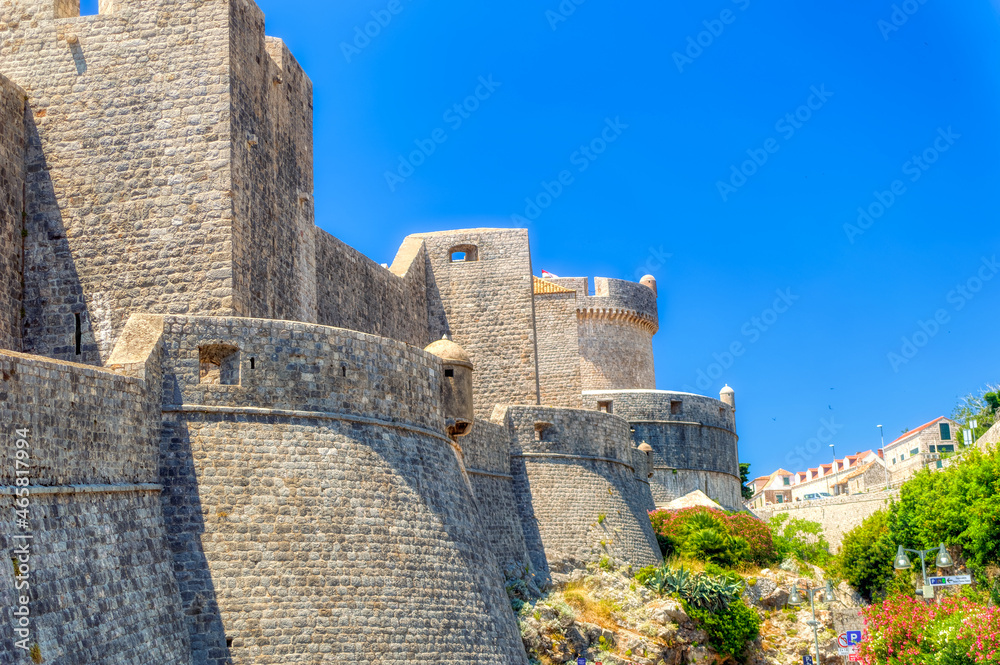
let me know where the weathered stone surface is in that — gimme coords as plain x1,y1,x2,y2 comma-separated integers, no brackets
501,405,663,573
154,315,528,665
583,390,744,509
0,73,22,353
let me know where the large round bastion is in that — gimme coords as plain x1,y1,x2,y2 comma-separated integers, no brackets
143,315,527,665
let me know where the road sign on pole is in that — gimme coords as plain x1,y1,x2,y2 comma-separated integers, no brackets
929,575,973,586
803,656,814,665
847,630,862,644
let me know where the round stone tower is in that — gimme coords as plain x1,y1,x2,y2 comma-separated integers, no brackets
576,277,659,391
425,336,475,438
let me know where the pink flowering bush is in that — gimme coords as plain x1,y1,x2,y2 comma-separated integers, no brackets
648,506,776,566
858,595,1000,664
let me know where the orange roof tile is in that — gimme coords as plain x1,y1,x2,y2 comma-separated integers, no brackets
887,417,949,447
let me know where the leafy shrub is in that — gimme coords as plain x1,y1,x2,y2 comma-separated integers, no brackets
834,509,900,602
858,594,1000,664
768,513,833,566
684,598,760,662
649,506,775,567
889,446,1000,580
724,511,776,565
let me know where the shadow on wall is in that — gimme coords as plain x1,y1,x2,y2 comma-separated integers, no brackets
22,112,99,365
158,420,233,665
513,453,661,575
158,409,527,663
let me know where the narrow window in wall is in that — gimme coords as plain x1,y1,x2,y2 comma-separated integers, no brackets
939,423,951,440
341,365,347,377
670,400,682,415
199,345,241,386
74,313,82,355
597,400,613,414
249,357,255,370
444,368,454,377
448,244,479,263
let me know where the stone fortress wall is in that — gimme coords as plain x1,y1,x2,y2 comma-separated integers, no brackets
499,405,663,575
0,0,744,662
462,420,534,574
582,390,743,510
412,229,540,418
0,73,23,353
0,337,190,663
533,279,582,408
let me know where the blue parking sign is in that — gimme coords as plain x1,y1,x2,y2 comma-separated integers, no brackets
803,656,814,665
847,630,862,645
577,658,587,665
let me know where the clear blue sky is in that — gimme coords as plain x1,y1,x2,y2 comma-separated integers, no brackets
83,0,1000,479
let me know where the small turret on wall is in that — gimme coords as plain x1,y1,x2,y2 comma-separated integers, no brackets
425,335,475,439
720,384,735,412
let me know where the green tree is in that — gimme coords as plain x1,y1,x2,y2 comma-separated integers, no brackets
768,513,832,566
889,445,1000,578
951,384,999,445
835,509,900,601
740,462,753,500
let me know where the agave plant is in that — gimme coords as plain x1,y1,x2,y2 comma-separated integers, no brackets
685,572,745,611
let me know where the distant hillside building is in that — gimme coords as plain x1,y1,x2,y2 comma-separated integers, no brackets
883,417,959,481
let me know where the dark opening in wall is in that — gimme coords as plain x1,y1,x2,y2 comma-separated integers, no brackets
670,400,682,415
199,344,240,385
719,407,725,417
341,365,347,377
597,400,613,414
444,368,454,377
249,357,255,370
226,638,233,649
448,244,479,262
74,313,82,355
534,422,554,442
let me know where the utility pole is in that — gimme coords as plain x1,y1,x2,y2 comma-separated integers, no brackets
878,424,889,490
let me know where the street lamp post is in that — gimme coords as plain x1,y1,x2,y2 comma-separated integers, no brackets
878,424,889,490
893,543,954,600
829,443,837,495
788,581,837,664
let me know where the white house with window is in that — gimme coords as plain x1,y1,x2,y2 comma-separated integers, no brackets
883,417,959,483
